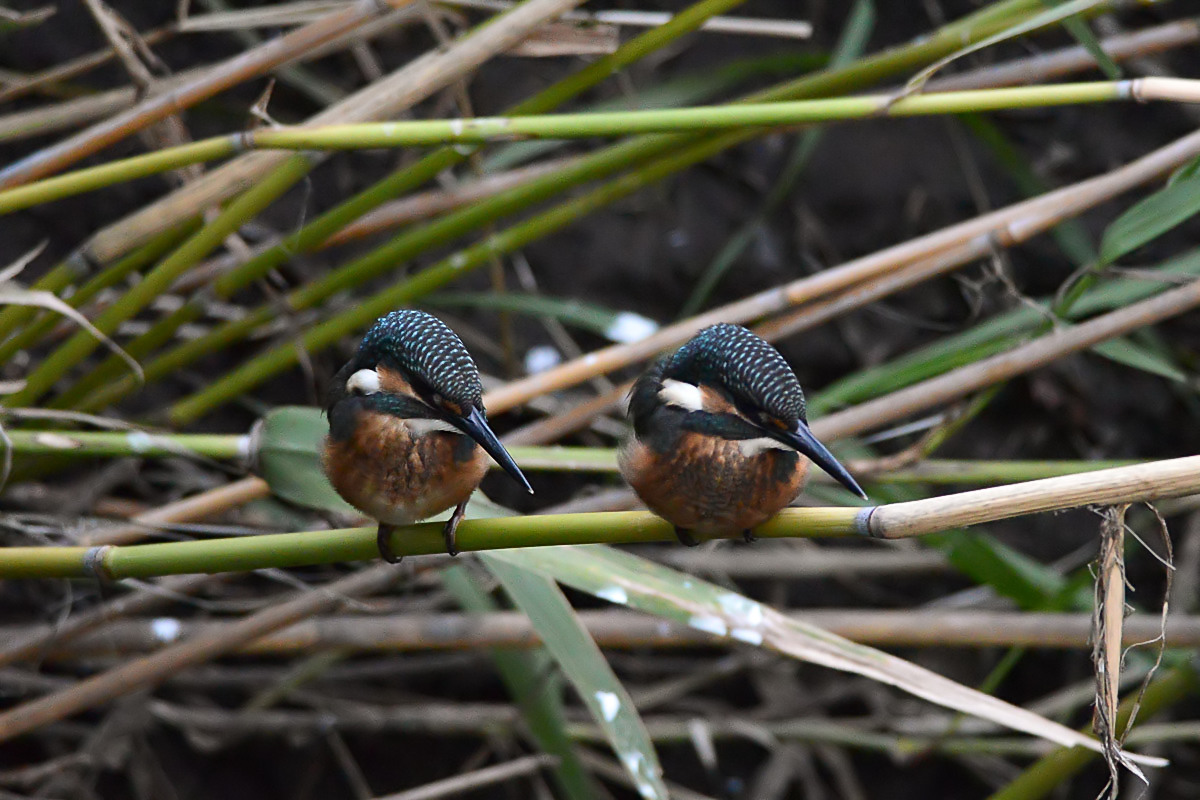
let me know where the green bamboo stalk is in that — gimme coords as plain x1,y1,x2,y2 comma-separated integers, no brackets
0,222,199,365
0,137,241,215
51,0,755,409
0,508,865,580
2,156,317,409
0,80,1158,211
987,665,1198,800
0,221,198,362
0,430,248,459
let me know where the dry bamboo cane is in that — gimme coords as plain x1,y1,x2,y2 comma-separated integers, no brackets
0,0,417,189
862,457,1200,539
82,476,270,546
0,563,402,743
14,610,1200,657
479,127,1200,417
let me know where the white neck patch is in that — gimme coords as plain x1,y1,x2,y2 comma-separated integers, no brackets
658,379,704,411
407,417,463,436
346,368,381,395
737,437,793,457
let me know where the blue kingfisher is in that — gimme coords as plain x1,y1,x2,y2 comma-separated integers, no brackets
620,323,865,546
322,310,532,562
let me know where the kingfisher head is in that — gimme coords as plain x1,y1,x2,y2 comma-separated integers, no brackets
630,323,865,498
327,309,532,493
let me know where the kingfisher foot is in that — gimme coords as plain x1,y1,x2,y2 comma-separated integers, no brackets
742,529,757,544
377,524,402,564
674,526,700,547
442,500,468,557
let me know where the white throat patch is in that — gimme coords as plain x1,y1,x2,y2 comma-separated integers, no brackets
346,368,381,395
658,379,704,411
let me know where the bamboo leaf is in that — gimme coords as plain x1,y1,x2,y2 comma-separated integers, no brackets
485,555,668,800
1091,337,1189,383
251,406,356,515
441,565,598,800
489,544,1163,765
1099,169,1200,266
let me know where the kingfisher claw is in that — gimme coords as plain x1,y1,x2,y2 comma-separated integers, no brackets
443,500,468,557
377,524,402,564
674,526,700,547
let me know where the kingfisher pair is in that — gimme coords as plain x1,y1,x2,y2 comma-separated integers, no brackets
323,310,865,561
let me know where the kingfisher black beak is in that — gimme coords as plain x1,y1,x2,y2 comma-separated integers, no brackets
768,420,866,499
456,406,534,494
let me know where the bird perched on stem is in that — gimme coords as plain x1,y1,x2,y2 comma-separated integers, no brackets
620,323,865,546
322,310,532,562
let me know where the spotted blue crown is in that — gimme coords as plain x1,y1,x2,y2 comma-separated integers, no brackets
664,323,806,422
356,310,483,408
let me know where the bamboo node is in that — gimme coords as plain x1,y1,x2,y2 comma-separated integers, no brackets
1125,79,1146,104
83,545,115,582
854,506,879,537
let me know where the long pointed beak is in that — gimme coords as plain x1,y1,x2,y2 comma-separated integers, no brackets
457,406,534,494
768,420,867,499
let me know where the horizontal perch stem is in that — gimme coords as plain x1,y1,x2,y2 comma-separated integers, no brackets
3,457,1199,580
3,79,1193,214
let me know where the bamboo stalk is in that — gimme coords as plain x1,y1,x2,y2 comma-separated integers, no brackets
0,430,249,459
15,610,1200,658
83,476,270,546
0,564,401,743
139,701,1076,757
815,276,1200,442
864,457,1200,539
5,79,1186,213
0,1,414,189
318,157,579,247
4,456,1199,579
80,0,592,266
0,573,221,669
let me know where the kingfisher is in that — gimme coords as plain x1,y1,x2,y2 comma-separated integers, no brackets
620,323,866,547
322,310,532,562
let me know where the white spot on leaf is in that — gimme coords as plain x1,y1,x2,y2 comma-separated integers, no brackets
688,614,727,637
731,627,764,646
595,690,621,722
718,593,764,627
595,585,628,605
